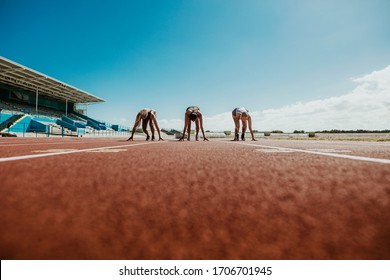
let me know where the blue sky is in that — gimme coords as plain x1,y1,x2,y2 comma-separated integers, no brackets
1,0,389,131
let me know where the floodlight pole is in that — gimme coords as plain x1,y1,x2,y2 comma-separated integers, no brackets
65,98,68,116
35,89,39,114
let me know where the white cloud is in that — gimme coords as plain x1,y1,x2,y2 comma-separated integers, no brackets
256,65,390,131
159,65,390,132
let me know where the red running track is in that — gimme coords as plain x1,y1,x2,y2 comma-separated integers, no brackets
0,137,389,259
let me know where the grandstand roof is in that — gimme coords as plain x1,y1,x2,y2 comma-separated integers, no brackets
0,56,104,103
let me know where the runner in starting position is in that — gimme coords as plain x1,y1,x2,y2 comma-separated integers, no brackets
179,106,208,141
232,107,256,141
127,108,163,141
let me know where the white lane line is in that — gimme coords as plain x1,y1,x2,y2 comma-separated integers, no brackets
256,148,295,153
0,142,161,163
33,149,78,153
0,142,89,147
230,142,390,165
0,140,110,147
307,148,352,153
87,148,128,153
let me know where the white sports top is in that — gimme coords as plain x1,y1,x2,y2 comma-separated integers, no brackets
139,108,156,119
233,107,248,114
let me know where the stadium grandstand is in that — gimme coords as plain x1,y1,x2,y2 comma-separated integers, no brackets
0,56,128,136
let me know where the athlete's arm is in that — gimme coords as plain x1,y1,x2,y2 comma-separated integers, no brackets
248,116,256,141
179,114,189,141
127,113,141,141
199,114,208,141
151,114,164,141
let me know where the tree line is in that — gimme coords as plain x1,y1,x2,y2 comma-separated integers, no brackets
293,129,390,134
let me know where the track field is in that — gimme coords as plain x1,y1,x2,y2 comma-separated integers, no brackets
1,137,389,259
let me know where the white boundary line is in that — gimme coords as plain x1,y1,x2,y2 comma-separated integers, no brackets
0,138,123,147
0,142,162,163
229,142,390,165
0,142,91,147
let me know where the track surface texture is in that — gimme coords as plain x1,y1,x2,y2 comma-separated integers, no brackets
1,137,389,260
